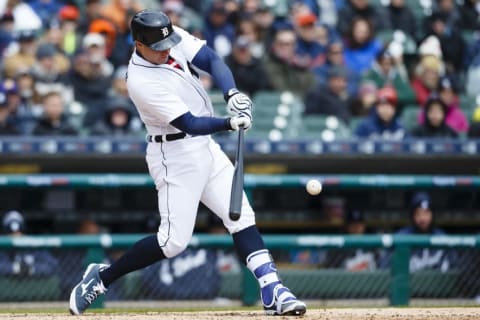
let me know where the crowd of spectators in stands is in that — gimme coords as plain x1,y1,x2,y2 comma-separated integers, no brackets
0,0,479,140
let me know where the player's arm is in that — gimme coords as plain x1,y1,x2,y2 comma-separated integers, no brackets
170,111,250,135
191,46,253,118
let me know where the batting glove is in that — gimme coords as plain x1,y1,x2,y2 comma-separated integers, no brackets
225,88,253,118
229,114,252,131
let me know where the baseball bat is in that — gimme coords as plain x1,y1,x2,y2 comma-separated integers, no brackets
229,127,245,221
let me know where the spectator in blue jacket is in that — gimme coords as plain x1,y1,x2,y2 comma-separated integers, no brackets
202,0,235,59
396,192,457,272
355,86,407,140
378,191,457,272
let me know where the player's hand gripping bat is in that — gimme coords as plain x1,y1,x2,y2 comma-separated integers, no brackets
229,127,244,221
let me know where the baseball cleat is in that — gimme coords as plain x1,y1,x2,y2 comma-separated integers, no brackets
69,263,109,315
262,283,307,316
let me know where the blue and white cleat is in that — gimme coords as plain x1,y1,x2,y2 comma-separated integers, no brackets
69,263,109,315
262,283,307,316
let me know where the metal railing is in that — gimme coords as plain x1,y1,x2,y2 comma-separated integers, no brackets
0,234,478,306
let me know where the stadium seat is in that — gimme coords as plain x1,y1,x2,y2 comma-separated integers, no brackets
301,115,351,141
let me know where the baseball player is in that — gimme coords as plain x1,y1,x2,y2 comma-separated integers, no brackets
69,10,306,316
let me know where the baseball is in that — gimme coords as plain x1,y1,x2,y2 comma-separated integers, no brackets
306,179,322,195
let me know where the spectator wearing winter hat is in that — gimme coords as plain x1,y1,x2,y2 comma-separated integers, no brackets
417,76,469,134
411,55,444,106
0,210,59,277
355,86,407,140
379,192,457,272
54,4,82,56
82,33,114,78
349,80,378,116
89,96,141,137
31,42,70,98
412,95,458,138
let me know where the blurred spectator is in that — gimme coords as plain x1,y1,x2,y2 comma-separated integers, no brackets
343,17,383,78
427,0,462,32
251,3,276,46
412,96,458,138
417,76,469,134
0,88,19,135
293,11,336,73
0,12,15,57
459,0,480,30
0,210,58,276
3,0,42,31
77,0,103,35
389,191,457,272
468,106,480,138
9,67,42,133
362,47,416,110
263,27,316,96
31,42,71,98
88,18,130,68
2,29,38,79
315,41,359,95
236,16,264,58
349,80,377,116
66,51,111,127
325,209,379,271
89,96,141,137
224,36,271,96
100,0,143,35
53,4,82,56
336,0,390,37
202,0,235,59
304,66,352,125
163,0,203,33
386,0,418,40
411,55,443,106
355,86,407,140
31,91,78,135
82,33,114,78
28,0,63,28
424,12,466,75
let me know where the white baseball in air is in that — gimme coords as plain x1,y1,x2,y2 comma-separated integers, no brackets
306,179,322,195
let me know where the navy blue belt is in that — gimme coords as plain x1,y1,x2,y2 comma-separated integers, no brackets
147,132,187,143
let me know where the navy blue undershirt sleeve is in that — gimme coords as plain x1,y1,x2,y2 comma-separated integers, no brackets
191,45,236,95
170,111,231,135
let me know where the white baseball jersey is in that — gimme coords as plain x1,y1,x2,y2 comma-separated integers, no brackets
126,26,255,258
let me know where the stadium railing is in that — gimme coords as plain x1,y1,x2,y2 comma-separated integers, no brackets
0,233,478,307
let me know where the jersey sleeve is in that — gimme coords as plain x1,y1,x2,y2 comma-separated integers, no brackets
173,26,206,62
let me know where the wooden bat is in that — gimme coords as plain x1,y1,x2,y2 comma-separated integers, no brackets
229,127,245,221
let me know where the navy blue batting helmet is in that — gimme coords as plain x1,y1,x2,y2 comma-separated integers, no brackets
130,10,181,51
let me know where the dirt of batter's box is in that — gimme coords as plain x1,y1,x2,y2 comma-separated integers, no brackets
0,308,479,320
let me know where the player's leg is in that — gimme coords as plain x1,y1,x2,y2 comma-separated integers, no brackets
70,142,210,314
200,140,306,316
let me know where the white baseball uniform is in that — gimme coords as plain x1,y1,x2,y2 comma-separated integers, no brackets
127,26,255,258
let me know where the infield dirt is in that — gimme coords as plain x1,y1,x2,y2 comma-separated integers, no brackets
0,308,479,320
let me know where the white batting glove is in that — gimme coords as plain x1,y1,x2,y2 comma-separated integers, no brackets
229,114,252,131
225,88,253,117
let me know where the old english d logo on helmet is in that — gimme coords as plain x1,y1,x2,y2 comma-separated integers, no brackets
131,10,182,51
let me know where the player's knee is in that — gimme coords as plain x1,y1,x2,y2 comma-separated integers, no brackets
161,238,189,258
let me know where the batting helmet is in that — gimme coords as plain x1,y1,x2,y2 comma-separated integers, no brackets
131,10,181,51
